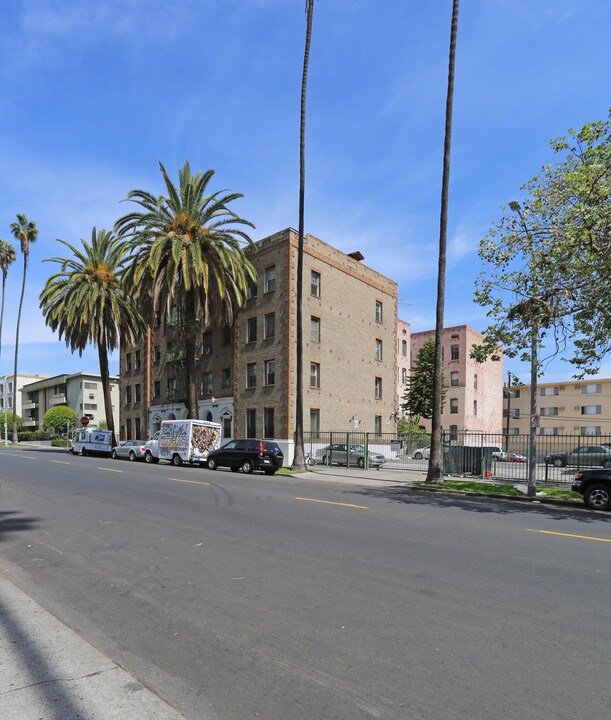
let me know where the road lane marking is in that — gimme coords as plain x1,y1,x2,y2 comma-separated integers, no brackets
531,529,611,543
51,460,71,465
171,478,211,486
98,467,123,473
295,497,368,509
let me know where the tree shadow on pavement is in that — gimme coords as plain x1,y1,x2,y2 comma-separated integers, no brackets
349,486,611,525
0,510,40,541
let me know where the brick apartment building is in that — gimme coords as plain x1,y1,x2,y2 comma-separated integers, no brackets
120,229,398,456
410,325,504,434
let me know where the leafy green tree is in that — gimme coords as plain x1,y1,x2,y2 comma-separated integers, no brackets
402,339,446,420
472,112,611,377
0,411,21,433
11,214,38,443
0,239,17,367
39,228,144,445
116,161,256,420
428,0,460,484
43,405,78,433
97,420,107,430
292,0,316,472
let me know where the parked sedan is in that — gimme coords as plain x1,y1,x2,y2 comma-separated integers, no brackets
545,444,611,468
315,444,386,468
206,439,284,475
412,445,430,460
111,440,147,461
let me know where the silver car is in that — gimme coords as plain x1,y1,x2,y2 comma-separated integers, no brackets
111,440,147,461
315,443,386,468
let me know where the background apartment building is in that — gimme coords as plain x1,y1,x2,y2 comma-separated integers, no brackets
504,378,611,437
20,372,119,431
410,325,504,434
396,319,411,412
120,228,398,457
0,374,46,418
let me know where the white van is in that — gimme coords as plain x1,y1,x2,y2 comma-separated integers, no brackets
152,419,222,466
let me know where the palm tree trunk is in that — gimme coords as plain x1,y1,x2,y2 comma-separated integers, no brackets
184,291,198,420
12,257,27,443
97,338,116,446
0,273,6,367
426,0,460,483
292,0,315,471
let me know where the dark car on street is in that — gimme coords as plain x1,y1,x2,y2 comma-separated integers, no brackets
571,467,611,510
206,439,284,475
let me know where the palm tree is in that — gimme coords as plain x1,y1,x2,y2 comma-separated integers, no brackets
39,228,144,445
427,0,460,483
292,0,316,472
0,239,17,368
116,161,256,420
11,214,38,443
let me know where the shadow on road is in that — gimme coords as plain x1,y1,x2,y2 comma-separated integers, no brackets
0,510,41,540
349,486,611,524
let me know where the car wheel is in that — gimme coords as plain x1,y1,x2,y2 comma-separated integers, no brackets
207,458,217,471
242,459,254,474
552,457,566,468
111,449,117,459
583,483,611,511
357,457,364,468
129,451,136,462
414,452,423,460
172,454,182,467
264,469,276,476
602,459,611,468
144,450,154,464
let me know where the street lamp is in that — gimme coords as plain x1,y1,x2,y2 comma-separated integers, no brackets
509,200,538,498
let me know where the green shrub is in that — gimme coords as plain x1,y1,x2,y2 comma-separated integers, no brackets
51,438,70,448
33,430,50,440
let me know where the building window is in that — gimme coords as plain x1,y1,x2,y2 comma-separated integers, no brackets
135,384,141,402
201,372,212,395
135,350,141,370
474,373,478,389
126,386,132,404
581,384,602,394
247,318,258,343
83,403,97,411
450,398,458,414
246,409,256,438
374,415,382,435
264,266,276,293
135,418,141,438
401,367,407,384
167,378,176,396
473,400,477,416
540,407,559,416
449,425,458,441
310,408,320,437
264,313,276,339
450,371,459,387
264,360,275,386
581,426,601,436
154,346,161,364
126,353,132,372
221,368,231,389
154,381,161,397
310,362,320,389
222,326,232,345
541,386,559,396
375,339,383,361
374,376,382,399
203,331,213,354
581,405,601,415
246,278,258,300
126,419,132,440
311,316,321,343
246,363,257,389
375,301,383,323
84,381,97,390
311,270,321,297
222,416,232,439
264,408,275,438
401,339,407,357
450,345,459,361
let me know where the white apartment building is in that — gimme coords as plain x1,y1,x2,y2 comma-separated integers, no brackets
0,374,47,418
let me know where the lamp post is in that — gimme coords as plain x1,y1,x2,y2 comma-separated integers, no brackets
509,200,538,498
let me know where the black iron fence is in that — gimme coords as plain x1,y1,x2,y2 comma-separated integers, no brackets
302,431,611,485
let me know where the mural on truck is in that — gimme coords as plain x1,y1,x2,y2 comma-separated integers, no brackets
159,422,188,451
192,425,221,455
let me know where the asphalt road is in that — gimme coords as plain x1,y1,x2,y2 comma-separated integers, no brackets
1,446,610,720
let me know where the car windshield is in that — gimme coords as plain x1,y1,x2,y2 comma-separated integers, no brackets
350,445,365,452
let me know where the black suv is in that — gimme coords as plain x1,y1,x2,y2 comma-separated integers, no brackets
206,439,284,475
571,468,611,510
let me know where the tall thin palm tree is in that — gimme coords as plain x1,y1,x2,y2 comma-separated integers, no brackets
0,239,17,368
11,214,38,442
116,161,256,420
427,0,460,483
39,228,144,445
292,0,315,471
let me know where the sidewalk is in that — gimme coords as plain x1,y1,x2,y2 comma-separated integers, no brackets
0,574,186,720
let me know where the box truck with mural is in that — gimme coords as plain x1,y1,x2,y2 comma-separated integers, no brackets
155,419,222,467
71,428,113,456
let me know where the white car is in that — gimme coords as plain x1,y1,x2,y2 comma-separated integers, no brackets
413,446,430,460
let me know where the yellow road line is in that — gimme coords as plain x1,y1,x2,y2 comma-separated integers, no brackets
51,460,71,465
295,496,368,509
535,529,611,543
98,467,123,473
171,477,210,486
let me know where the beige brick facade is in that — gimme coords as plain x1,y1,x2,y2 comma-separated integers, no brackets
120,229,398,451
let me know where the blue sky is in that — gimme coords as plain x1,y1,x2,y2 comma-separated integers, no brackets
0,0,609,386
